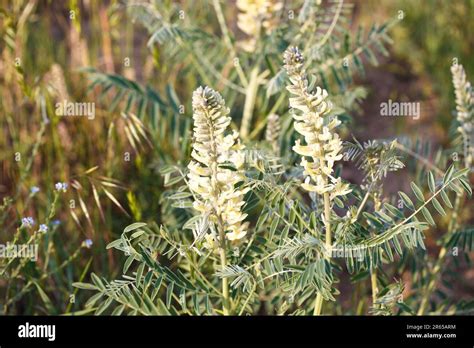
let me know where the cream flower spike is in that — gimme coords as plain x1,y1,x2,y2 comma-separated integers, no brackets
283,47,350,198
237,0,283,52
451,64,473,132
188,86,249,244
451,63,474,167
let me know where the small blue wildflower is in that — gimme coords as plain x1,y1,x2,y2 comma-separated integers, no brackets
52,219,61,226
84,239,93,248
39,224,48,233
55,182,68,192
30,186,40,194
21,217,35,228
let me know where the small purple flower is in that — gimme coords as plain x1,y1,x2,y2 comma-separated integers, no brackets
55,182,68,192
21,217,35,228
52,219,61,226
83,239,93,248
39,224,48,233
30,186,40,194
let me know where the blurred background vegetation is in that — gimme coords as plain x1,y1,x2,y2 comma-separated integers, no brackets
0,0,472,314
354,0,474,144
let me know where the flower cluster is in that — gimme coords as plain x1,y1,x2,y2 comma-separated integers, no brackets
283,47,351,199
21,217,35,228
236,0,283,52
451,63,474,166
55,182,68,192
188,86,249,243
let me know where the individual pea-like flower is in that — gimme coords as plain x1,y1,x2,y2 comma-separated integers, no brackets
21,217,35,228
283,47,351,198
237,0,283,52
55,182,68,192
188,86,249,244
203,231,219,250
30,186,40,194
38,224,48,233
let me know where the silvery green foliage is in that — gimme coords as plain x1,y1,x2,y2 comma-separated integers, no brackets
73,2,473,316
75,60,471,316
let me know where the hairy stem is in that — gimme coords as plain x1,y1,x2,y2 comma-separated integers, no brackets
219,242,230,315
370,196,381,307
313,189,332,315
217,218,230,316
370,271,379,305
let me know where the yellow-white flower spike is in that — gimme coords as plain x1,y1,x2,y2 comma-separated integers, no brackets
283,46,350,197
188,86,249,244
236,0,283,52
451,64,473,131
451,63,474,167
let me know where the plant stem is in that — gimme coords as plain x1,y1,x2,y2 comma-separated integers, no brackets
370,197,381,307
354,190,370,221
324,192,332,246
370,270,379,304
219,248,230,315
238,282,256,316
313,292,324,315
313,190,332,315
217,219,230,316
211,0,248,87
240,67,260,139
